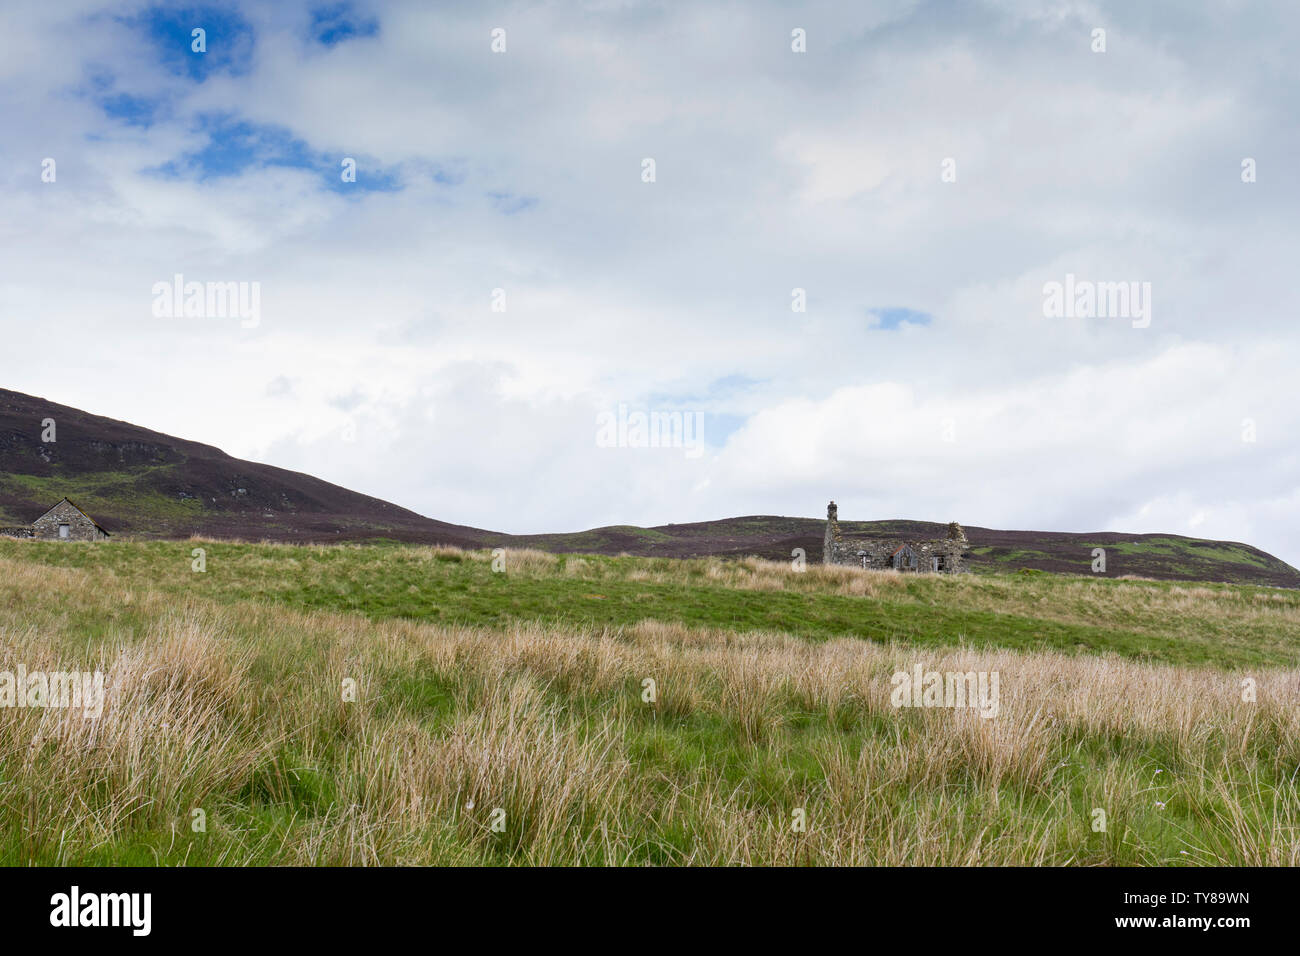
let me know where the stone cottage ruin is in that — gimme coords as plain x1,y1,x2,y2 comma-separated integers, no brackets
823,501,968,573
0,498,110,542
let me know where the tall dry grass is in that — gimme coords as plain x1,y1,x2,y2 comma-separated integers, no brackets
0,554,1297,865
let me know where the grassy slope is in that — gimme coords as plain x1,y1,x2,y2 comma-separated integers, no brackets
4,538,1298,668
2,539,1298,866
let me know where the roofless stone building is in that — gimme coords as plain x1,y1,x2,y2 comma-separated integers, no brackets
823,500,968,573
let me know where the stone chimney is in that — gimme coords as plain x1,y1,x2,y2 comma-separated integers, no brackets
824,500,842,564
946,521,967,542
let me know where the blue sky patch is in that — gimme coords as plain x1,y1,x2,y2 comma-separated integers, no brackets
704,412,747,445
127,6,254,82
310,3,379,46
101,92,164,128
151,114,314,179
145,113,402,192
335,161,402,194
869,307,933,330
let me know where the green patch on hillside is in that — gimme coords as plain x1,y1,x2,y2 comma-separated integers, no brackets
532,525,677,550
969,547,1054,565
1095,537,1270,569
0,467,205,522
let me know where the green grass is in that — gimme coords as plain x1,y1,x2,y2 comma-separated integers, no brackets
1,538,1298,865
2,538,1297,668
0,466,205,521
1099,537,1272,568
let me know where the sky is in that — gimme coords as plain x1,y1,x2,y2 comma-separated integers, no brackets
2,0,1298,566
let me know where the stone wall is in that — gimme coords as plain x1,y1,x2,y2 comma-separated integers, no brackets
823,501,969,574
31,500,108,541
0,526,34,539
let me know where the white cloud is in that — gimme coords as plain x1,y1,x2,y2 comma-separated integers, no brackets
2,0,1298,568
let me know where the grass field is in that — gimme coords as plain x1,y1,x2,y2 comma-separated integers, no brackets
1,538,1298,865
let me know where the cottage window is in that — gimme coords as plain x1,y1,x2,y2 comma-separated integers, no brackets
58,524,70,539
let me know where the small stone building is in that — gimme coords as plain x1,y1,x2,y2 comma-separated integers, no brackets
823,501,968,573
0,498,111,542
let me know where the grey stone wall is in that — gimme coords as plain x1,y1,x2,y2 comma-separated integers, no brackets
31,501,107,541
823,501,968,573
0,527,34,539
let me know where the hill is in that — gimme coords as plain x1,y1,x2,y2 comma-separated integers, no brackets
0,387,487,546
2,387,1297,587
512,516,1300,589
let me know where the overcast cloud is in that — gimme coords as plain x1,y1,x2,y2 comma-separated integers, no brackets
2,0,1297,565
